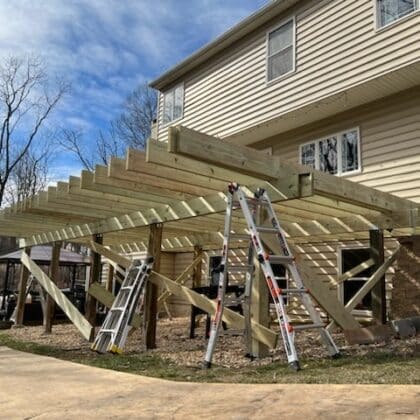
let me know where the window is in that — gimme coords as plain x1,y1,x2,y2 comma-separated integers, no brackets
376,0,419,27
299,128,361,176
339,248,374,313
267,18,295,82
162,84,184,125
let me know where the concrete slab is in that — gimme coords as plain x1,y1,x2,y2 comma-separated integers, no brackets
0,346,419,419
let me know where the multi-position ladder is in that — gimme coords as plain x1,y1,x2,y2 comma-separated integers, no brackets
204,184,339,371
91,257,154,354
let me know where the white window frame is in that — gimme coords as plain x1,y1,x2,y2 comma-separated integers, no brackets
374,0,420,30
299,127,362,177
266,16,296,84
337,246,373,317
161,83,184,127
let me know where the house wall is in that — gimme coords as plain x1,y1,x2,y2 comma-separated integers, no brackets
156,0,420,142
256,89,420,203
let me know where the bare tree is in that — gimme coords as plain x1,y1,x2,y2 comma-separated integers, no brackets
0,56,68,208
60,83,157,170
4,145,51,206
115,83,158,149
59,126,125,171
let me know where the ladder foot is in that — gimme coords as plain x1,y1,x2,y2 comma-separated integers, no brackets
289,361,301,372
202,361,212,369
330,352,341,360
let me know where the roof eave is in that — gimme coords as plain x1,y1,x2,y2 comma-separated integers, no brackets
150,0,301,91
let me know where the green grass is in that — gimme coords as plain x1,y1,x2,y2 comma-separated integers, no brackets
1,333,419,384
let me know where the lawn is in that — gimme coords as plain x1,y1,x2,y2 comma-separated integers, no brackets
1,331,419,385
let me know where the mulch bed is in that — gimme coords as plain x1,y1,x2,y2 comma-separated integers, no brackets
3,317,419,369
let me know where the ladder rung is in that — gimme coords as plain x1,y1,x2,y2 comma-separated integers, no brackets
230,234,251,241
292,323,325,331
228,265,254,272
267,255,294,264
111,307,127,311
256,226,278,233
121,286,135,291
279,288,308,294
98,329,115,334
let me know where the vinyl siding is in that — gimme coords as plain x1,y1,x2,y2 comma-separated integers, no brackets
157,0,420,142
259,89,420,203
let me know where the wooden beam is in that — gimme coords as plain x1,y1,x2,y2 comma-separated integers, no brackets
150,272,278,349
336,258,375,285
144,223,163,349
327,248,400,332
14,247,31,326
87,240,131,268
88,283,141,329
168,126,286,180
312,171,415,214
157,253,203,308
192,246,203,288
21,252,93,341
261,233,360,330
85,234,103,329
370,229,386,324
44,242,62,333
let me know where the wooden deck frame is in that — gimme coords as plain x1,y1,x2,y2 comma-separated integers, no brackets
20,252,94,341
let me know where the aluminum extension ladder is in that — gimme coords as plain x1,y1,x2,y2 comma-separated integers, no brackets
91,257,154,354
204,184,339,371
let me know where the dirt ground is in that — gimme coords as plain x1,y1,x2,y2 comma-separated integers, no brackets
3,317,419,369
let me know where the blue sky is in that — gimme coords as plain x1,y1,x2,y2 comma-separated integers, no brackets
0,0,269,181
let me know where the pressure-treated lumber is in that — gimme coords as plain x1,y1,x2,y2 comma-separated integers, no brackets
44,242,62,333
168,126,415,213
88,240,131,268
261,233,360,330
88,283,141,329
157,254,203,308
14,247,32,326
21,252,93,341
370,229,386,324
150,272,278,349
336,258,375,285
86,234,103,328
144,223,163,349
327,247,400,332
192,246,203,288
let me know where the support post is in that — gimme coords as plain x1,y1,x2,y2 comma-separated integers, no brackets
251,208,269,358
144,223,163,349
15,247,31,326
44,242,62,333
85,234,103,330
192,245,203,288
370,229,386,324
106,263,114,294
1,261,11,314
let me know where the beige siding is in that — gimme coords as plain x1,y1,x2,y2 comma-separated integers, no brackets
157,0,420,142
258,90,420,202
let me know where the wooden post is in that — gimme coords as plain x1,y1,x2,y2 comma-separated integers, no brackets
44,242,62,333
85,234,103,330
251,208,269,358
144,223,163,349
1,261,11,313
370,229,386,324
106,263,114,294
15,247,32,326
192,245,203,288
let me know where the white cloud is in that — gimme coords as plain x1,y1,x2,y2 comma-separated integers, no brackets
0,0,266,181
